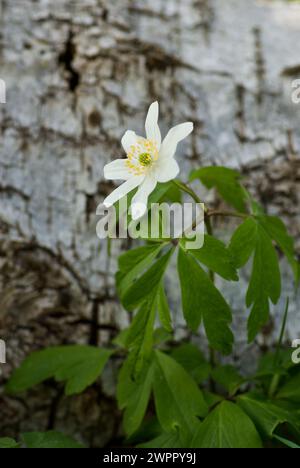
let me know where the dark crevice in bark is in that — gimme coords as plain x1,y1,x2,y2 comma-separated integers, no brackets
235,84,246,143
47,387,64,430
253,27,266,105
58,30,80,93
89,300,99,346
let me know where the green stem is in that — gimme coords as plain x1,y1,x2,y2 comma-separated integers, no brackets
172,180,203,205
268,298,290,398
207,210,249,220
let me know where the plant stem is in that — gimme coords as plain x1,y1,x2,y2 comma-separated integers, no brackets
206,209,249,220
172,180,203,205
268,298,290,398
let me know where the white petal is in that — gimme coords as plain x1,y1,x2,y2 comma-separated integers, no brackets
103,176,144,207
104,159,131,180
131,174,157,220
160,122,193,160
145,101,161,148
155,157,179,183
121,130,138,153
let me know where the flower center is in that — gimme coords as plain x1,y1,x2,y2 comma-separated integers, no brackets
138,153,152,167
126,138,159,175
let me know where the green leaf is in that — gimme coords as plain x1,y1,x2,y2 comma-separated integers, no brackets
125,296,157,377
21,431,83,448
115,181,173,225
237,394,290,438
202,390,223,409
153,350,208,437
178,248,233,354
0,437,19,448
191,401,262,448
117,357,154,436
6,345,112,395
273,435,300,449
228,217,258,268
117,243,164,298
258,215,300,284
170,343,211,384
246,223,281,342
121,247,174,310
190,166,247,212
138,429,186,449
211,365,244,396
157,285,172,333
277,373,300,403
185,235,238,281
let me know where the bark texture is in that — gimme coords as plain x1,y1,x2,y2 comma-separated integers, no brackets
0,0,299,446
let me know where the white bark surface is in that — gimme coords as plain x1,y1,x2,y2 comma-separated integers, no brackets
0,0,299,445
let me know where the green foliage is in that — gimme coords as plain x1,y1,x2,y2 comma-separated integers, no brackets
185,234,238,281
6,345,112,395
121,247,174,310
117,356,154,436
153,351,208,437
170,343,211,384
4,165,300,449
246,223,281,341
0,432,83,448
277,373,300,402
21,431,83,448
157,285,173,333
273,435,300,449
258,215,299,284
0,437,20,448
178,247,233,354
211,365,244,396
190,166,248,212
124,296,157,377
191,401,263,448
237,394,292,438
229,218,282,341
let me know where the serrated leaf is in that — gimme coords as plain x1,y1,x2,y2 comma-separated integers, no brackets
117,243,164,298
246,224,281,341
21,431,83,448
170,343,211,384
258,215,300,284
185,235,238,281
178,248,233,354
121,247,174,310
157,285,172,333
125,296,157,377
228,217,258,268
117,356,154,436
6,346,112,395
190,166,247,212
191,401,262,448
153,351,208,437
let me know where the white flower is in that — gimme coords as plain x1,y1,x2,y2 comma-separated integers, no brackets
103,102,193,220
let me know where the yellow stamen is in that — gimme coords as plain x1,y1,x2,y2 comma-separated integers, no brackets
139,153,152,166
